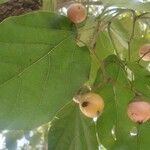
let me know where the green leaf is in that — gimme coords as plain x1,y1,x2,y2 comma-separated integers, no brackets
78,17,97,47
94,55,137,149
108,13,134,59
48,102,98,150
137,122,150,150
108,11,149,64
95,31,114,60
88,54,100,85
127,62,150,98
101,0,150,12
88,31,114,85
130,17,150,67
111,14,134,42
0,12,91,130
94,55,150,149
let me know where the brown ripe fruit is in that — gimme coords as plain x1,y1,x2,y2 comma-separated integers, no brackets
139,44,150,61
79,92,104,118
67,3,87,24
127,99,150,124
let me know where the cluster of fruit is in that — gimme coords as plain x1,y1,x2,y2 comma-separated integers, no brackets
74,92,150,124
67,3,150,62
67,3,150,124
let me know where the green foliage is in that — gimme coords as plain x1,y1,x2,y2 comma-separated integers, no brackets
101,0,150,12
48,102,98,150
0,0,150,149
95,32,114,60
0,12,91,130
127,62,150,98
94,55,150,150
94,55,135,149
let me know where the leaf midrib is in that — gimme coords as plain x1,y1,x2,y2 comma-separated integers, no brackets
0,34,73,88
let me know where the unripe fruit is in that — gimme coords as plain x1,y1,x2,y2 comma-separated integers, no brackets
139,44,150,61
127,99,150,124
67,3,87,24
79,92,104,118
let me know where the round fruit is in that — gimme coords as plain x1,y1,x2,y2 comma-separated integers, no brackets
67,3,87,24
139,44,150,61
79,92,104,118
127,99,150,124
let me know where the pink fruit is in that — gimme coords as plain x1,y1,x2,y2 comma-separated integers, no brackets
139,44,150,61
67,3,87,24
127,99,150,123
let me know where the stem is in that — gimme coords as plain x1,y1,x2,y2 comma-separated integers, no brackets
79,26,97,33
128,41,131,61
91,47,108,83
83,1,103,5
93,78,111,91
137,49,150,63
76,38,100,67
127,11,136,61
98,8,135,22
89,5,111,50
42,0,56,11
136,123,141,150
86,0,90,14
76,37,107,82
101,9,136,61
107,22,120,57
107,9,136,61
94,120,101,147
57,0,103,9
136,12,150,19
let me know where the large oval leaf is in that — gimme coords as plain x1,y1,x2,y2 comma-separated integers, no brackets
0,12,91,130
